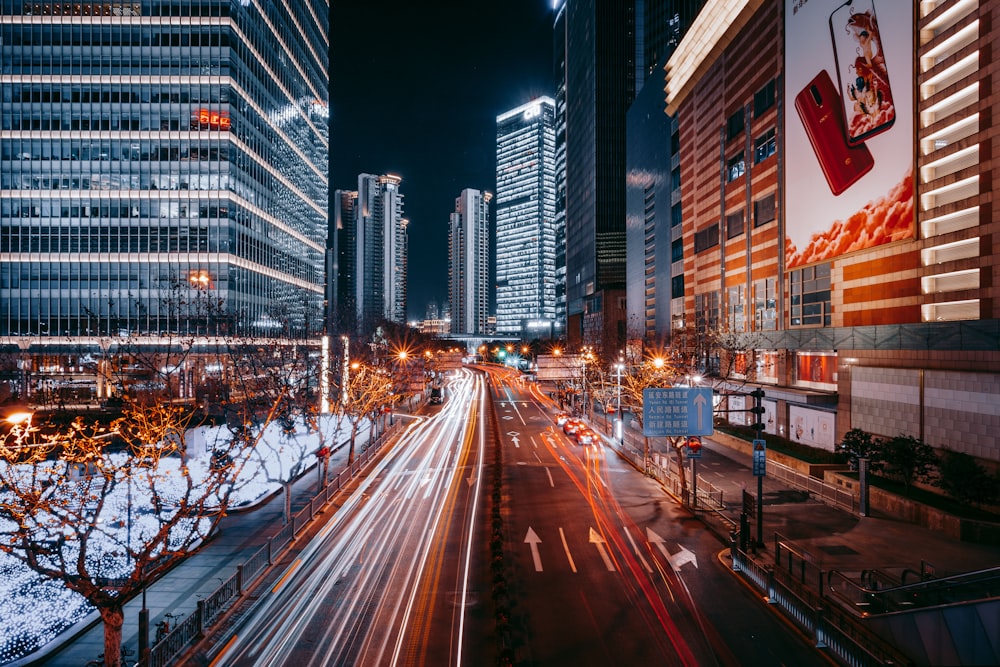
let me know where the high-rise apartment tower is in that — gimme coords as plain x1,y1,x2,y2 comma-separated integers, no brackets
448,189,492,335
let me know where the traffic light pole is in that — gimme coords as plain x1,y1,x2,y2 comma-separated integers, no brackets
750,388,766,547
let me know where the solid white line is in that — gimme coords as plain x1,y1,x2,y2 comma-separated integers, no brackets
559,527,577,573
546,467,554,488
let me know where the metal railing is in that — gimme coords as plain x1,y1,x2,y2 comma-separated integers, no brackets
133,423,399,667
730,536,912,666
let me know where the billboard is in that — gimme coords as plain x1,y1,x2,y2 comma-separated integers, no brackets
784,0,914,269
535,354,584,381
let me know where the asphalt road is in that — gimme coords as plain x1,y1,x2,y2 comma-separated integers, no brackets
483,365,829,667
207,369,490,667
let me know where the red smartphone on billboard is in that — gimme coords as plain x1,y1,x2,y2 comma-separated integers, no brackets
829,0,895,145
794,69,874,196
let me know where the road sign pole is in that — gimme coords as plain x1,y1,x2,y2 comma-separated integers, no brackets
756,475,764,548
691,456,698,509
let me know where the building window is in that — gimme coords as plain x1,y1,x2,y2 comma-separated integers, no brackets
671,129,680,155
754,193,775,227
753,128,776,164
727,285,745,332
790,263,831,327
695,291,721,374
726,109,745,141
754,278,776,331
753,79,776,117
671,274,685,299
671,203,682,227
726,152,745,182
671,238,683,263
694,223,719,254
671,166,681,190
726,210,744,239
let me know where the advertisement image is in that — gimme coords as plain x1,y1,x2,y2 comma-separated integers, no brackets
784,0,914,269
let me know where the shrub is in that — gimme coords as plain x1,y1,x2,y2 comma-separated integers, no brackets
837,428,881,471
878,434,936,495
936,449,999,507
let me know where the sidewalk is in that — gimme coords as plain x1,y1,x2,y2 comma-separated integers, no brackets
598,415,1000,577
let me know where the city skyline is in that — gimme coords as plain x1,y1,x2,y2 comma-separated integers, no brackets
330,1,554,321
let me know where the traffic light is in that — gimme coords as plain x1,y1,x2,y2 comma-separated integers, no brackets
749,388,765,433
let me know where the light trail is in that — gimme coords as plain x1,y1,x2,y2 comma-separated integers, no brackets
210,369,487,667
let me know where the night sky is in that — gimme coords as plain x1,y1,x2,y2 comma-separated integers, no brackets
331,1,556,322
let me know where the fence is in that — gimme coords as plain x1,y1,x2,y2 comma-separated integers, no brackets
729,535,912,666
136,424,398,667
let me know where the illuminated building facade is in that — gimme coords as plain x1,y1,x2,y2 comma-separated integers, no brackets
0,1,329,339
448,188,491,335
495,97,557,338
664,0,1000,462
351,173,407,333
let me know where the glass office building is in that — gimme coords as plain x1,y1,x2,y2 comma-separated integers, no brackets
0,0,329,338
495,97,557,337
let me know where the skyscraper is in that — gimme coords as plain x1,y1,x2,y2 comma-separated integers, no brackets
559,0,636,350
0,1,329,339
448,189,492,335
495,98,557,338
351,173,407,333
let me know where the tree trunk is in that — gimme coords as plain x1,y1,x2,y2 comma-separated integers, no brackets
672,437,688,503
100,603,125,667
283,480,292,524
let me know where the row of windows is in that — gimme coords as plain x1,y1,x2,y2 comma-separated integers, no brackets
694,193,776,254
15,2,230,17
8,85,228,105
725,79,777,141
3,139,231,163
725,127,777,183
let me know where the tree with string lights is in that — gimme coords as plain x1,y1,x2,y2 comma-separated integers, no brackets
0,395,279,667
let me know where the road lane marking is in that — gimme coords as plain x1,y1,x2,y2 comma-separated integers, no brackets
559,527,577,573
530,435,539,449
624,525,653,573
545,467,554,487
589,527,616,571
524,527,543,572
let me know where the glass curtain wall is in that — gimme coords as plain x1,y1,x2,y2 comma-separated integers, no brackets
0,0,329,338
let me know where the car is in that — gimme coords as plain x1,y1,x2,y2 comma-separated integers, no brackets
555,412,571,426
563,419,583,436
575,429,598,445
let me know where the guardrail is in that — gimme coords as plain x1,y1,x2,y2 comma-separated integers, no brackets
134,423,399,667
730,535,911,666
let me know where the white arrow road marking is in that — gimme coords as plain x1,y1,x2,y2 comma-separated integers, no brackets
589,527,616,571
623,526,653,573
669,545,698,571
646,528,698,572
511,435,520,448
524,527,543,572
559,527,577,573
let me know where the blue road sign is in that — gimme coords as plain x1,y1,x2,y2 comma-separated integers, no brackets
642,387,714,437
752,439,767,476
